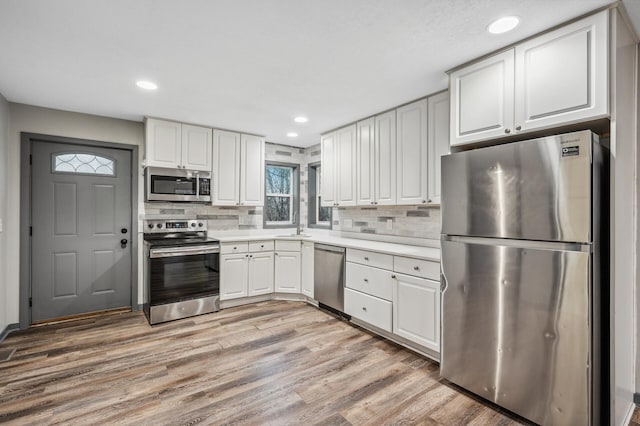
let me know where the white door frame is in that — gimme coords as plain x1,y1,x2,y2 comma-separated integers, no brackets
19,133,139,328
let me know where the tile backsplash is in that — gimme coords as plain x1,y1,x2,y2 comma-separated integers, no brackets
142,141,440,242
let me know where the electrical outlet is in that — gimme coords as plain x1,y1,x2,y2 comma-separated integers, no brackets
386,219,393,230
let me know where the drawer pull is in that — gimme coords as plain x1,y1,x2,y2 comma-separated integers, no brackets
391,274,396,279
233,246,237,250
413,266,420,271
261,244,264,248
363,278,369,283
364,257,369,261
362,306,367,312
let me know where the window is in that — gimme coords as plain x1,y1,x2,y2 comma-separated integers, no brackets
308,163,332,228
53,153,115,176
264,162,299,227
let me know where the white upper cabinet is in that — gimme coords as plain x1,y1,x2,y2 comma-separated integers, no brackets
181,124,212,171
146,118,212,171
240,134,265,206
336,124,357,206
321,125,356,207
356,117,375,205
375,110,397,205
449,50,515,146
212,129,241,205
427,92,450,204
514,11,608,132
450,10,608,147
212,130,265,206
320,132,336,207
145,118,183,169
396,99,428,205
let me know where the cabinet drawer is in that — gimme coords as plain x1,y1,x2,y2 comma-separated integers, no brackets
346,262,393,301
394,256,439,280
345,288,392,332
275,240,301,252
346,248,393,270
249,240,274,253
221,242,249,254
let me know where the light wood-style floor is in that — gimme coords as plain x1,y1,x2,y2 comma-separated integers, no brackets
0,300,528,425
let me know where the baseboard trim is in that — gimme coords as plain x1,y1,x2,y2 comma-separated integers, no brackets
0,323,20,345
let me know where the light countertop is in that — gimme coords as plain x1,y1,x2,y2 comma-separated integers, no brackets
210,232,440,262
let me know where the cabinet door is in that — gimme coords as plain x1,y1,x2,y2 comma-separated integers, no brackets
220,253,248,300
301,241,314,298
212,130,240,206
356,118,375,206
320,132,337,207
145,118,182,168
427,91,450,204
393,273,440,352
248,252,274,296
396,99,428,205
375,110,397,205
274,251,301,293
181,124,212,171
240,134,265,206
450,50,515,146
514,11,608,132
336,124,357,206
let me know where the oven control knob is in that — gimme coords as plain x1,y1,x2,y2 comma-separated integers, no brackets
156,223,163,229
148,224,154,229
198,222,204,227
191,223,196,228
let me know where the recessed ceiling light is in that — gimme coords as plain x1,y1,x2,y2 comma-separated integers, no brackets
287,132,298,138
487,16,520,34
136,80,158,90
294,116,308,123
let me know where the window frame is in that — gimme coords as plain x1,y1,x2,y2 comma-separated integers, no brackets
263,161,300,229
51,151,116,177
307,162,332,229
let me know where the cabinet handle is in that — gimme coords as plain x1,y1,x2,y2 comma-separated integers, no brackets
504,128,511,134
391,274,396,279
364,257,369,261
371,201,374,205
427,199,432,203
515,125,522,131
363,278,369,283
233,247,237,250
413,266,420,271
362,306,367,312
249,255,253,258
422,200,427,203
245,254,249,258
275,252,278,255
260,244,264,248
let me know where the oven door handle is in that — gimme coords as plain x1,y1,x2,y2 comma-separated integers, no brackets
150,245,220,258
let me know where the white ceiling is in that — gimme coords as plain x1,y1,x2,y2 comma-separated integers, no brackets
0,0,630,147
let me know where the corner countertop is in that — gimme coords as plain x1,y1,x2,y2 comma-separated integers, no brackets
210,232,440,262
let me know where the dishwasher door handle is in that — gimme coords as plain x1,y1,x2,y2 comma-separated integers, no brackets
314,244,345,254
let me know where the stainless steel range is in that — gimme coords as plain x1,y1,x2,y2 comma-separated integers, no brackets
143,219,220,325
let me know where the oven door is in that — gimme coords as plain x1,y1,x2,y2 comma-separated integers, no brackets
148,245,220,306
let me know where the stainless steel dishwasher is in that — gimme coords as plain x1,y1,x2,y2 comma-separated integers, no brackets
314,244,346,314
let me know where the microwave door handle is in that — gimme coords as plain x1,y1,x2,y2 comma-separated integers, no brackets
195,171,200,200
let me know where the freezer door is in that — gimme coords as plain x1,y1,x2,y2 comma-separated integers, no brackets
441,130,595,242
440,238,593,425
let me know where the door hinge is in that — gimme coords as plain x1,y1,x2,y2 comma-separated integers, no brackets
29,297,32,307
29,155,32,165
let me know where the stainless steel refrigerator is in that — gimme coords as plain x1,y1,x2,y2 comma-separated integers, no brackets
440,130,607,425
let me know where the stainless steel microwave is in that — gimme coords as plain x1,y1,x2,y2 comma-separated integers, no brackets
144,167,211,202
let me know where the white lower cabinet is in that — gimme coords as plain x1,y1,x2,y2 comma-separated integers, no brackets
248,252,274,296
345,288,392,332
392,273,440,352
221,241,274,300
301,241,314,298
275,251,301,293
220,253,249,300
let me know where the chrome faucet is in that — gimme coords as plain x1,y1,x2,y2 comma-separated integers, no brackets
293,211,301,235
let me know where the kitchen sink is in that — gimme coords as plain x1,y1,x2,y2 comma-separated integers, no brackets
276,233,312,238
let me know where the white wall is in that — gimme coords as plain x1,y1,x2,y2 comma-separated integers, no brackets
0,93,9,333
5,103,144,325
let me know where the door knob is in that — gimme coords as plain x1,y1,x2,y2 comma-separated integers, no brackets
121,228,128,234
120,239,128,248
